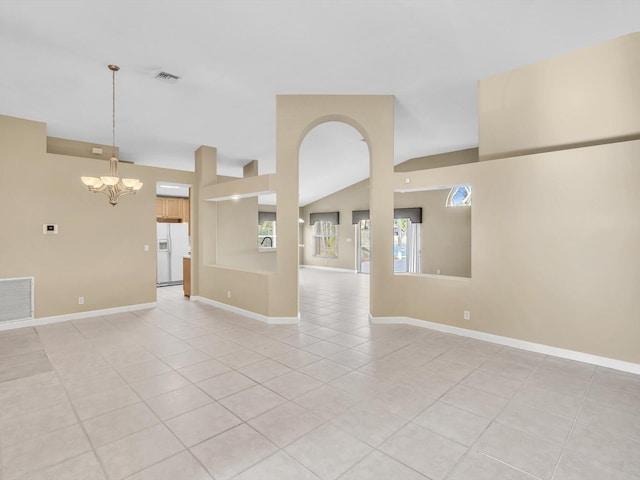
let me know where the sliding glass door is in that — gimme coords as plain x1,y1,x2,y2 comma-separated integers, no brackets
357,216,420,274
393,218,408,272
357,219,371,274
394,218,421,273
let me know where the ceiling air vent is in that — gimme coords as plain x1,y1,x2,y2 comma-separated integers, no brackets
155,71,180,82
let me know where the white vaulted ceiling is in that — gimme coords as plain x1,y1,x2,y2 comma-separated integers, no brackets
1,1,638,205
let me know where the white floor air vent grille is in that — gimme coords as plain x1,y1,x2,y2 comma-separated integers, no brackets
0,277,34,323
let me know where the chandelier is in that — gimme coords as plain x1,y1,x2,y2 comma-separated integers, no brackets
81,65,143,206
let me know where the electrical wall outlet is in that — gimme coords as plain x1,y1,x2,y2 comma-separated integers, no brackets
43,224,58,234
78,297,85,305
227,291,231,299
463,310,470,320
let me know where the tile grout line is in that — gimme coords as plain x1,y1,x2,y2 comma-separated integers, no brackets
47,356,113,480
53,311,203,479
3,326,109,478
476,451,543,479
442,346,548,479
548,365,596,480
107,308,215,480
315,318,489,478
128,299,347,479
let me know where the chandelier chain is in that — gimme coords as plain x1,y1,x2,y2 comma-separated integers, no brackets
112,66,116,155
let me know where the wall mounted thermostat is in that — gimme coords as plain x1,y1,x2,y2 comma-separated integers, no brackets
43,224,58,234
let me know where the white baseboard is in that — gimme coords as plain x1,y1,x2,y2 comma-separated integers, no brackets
370,315,640,376
191,296,299,325
300,265,358,274
0,302,158,332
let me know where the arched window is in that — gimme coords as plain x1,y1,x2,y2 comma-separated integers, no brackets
446,185,472,207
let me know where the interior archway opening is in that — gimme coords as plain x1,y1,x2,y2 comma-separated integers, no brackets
297,120,371,327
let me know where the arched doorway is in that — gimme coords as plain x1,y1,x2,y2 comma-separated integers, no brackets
298,121,370,273
273,95,394,320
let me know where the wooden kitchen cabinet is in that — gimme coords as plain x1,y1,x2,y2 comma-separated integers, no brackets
155,198,165,218
165,197,182,218
156,197,190,222
183,257,191,297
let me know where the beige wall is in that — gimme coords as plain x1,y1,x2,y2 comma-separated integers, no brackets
382,33,640,364
479,32,640,161
47,136,119,162
197,264,272,316
216,197,277,272
0,114,194,318
395,147,478,172
391,140,640,363
192,145,279,317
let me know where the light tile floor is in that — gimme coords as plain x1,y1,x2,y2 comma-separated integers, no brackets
1,268,639,479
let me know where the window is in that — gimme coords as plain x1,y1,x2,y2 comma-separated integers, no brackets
357,219,371,274
393,208,422,274
258,220,276,250
446,185,472,207
312,220,338,257
393,218,408,272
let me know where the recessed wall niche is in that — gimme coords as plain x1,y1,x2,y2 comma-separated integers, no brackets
215,192,277,273
394,187,471,278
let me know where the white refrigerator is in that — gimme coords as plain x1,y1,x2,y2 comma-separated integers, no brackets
157,222,190,286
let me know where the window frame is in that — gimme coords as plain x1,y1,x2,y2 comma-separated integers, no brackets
258,219,277,251
446,185,472,207
312,220,339,258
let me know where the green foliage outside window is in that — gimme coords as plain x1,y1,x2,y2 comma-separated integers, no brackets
312,220,338,257
258,220,276,248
